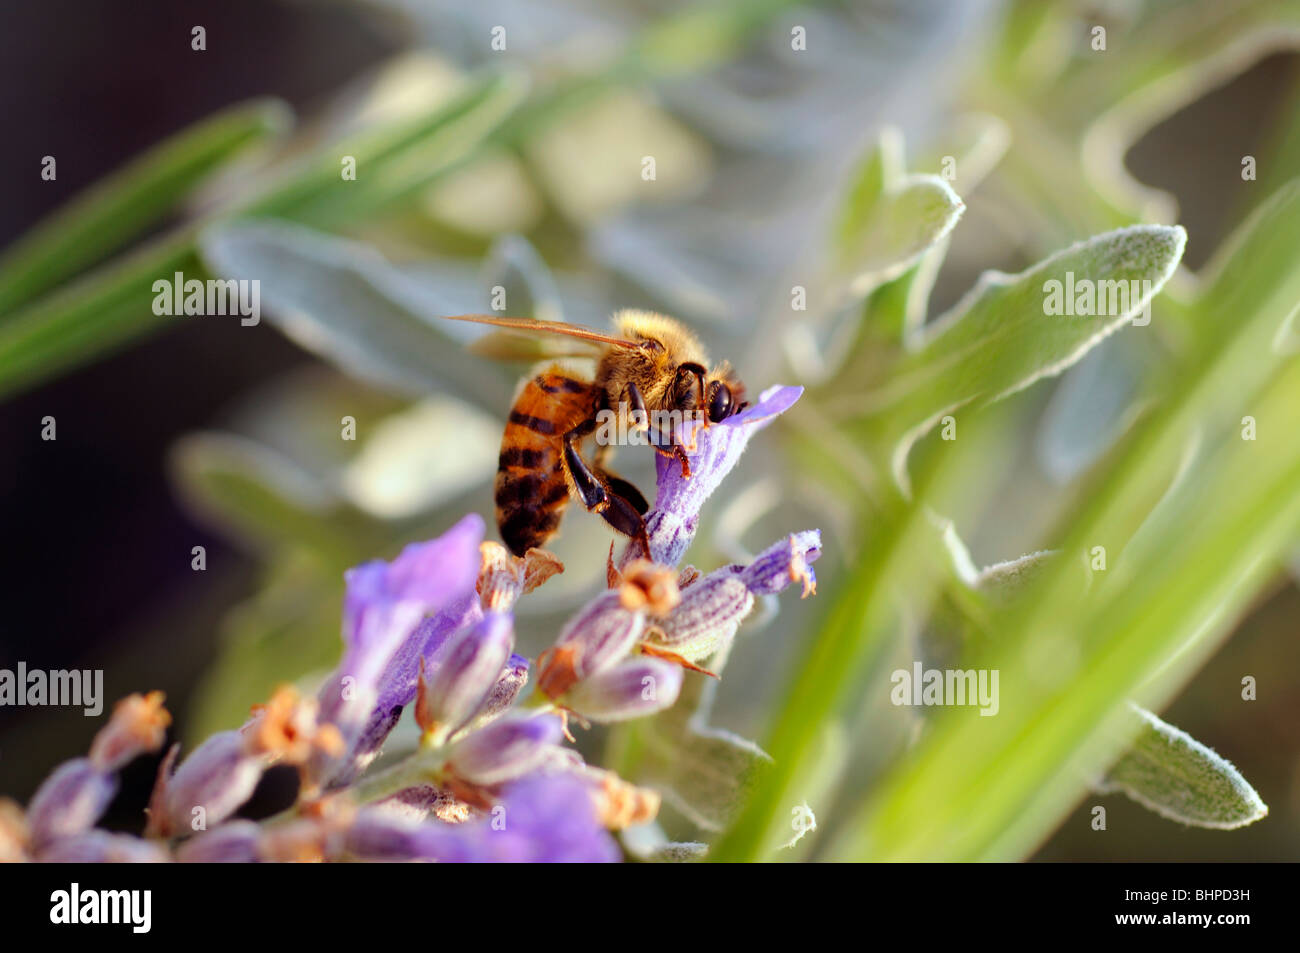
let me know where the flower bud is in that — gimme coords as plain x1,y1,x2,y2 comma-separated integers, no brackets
38,831,169,863
741,531,821,597
25,759,117,850
477,542,563,610
416,613,514,742
649,568,752,663
175,820,262,863
563,657,683,723
471,654,530,728
88,691,170,772
645,530,822,663
160,732,264,837
444,714,564,787
538,592,647,699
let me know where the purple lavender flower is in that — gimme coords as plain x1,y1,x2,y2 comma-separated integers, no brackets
175,820,262,863
155,686,341,837
416,611,515,743
623,385,804,568
334,540,561,783
345,773,619,862
443,713,566,788
24,760,118,851
562,657,684,722
471,653,530,728
37,830,169,863
24,691,170,851
646,531,823,662
313,514,484,786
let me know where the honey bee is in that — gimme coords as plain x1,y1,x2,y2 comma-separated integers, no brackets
442,309,747,557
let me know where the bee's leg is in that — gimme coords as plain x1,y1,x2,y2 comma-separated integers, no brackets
563,420,650,549
678,362,708,412
598,469,650,516
623,381,650,436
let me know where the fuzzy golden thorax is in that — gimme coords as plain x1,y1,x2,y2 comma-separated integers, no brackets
595,310,742,417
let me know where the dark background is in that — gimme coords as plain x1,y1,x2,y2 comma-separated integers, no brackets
0,0,398,806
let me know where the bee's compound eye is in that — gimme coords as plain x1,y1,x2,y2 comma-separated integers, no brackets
707,382,734,422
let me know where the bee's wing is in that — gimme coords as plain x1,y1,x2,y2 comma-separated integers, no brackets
440,314,639,363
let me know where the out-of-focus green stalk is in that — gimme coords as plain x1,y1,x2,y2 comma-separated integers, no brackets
0,0,821,402
0,99,289,315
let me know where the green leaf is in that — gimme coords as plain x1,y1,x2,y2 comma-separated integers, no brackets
0,74,521,402
0,99,289,315
642,722,774,833
169,432,379,564
867,224,1186,490
711,411,1014,861
834,347,1300,862
198,221,516,411
0,235,199,401
829,166,964,300
1098,705,1268,829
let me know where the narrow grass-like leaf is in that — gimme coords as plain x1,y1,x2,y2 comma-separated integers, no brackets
0,234,198,400
0,99,289,315
0,75,520,401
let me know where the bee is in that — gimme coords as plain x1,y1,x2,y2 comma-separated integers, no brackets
442,310,746,557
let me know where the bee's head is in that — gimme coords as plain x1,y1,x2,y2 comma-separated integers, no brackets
675,361,746,422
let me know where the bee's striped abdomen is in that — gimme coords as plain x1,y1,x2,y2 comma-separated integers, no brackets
495,367,596,556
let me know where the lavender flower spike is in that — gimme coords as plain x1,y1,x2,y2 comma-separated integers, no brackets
24,691,170,850
622,384,803,569
313,514,484,785
156,686,341,836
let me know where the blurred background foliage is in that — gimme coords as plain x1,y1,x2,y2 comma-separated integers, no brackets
2,0,1299,860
